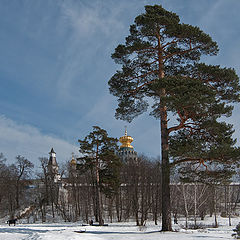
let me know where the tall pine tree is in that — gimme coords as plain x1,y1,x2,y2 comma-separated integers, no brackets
108,5,239,231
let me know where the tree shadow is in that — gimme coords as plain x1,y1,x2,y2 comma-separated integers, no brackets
84,230,160,235
0,227,49,235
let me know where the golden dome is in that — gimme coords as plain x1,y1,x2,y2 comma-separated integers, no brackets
70,153,77,165
119,127,134,149
70,159,77,165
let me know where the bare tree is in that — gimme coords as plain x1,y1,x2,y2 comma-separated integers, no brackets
14,155,34,209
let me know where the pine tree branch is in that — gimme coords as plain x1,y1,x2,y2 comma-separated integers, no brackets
170,156,224,168
168,110,189,133
135,47,158,53
163,44,201,60
127,71,160,94
162,38,179,49
126,69,158,83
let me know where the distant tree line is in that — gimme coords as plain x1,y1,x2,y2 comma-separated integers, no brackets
0,142,240,228
64,152,240,228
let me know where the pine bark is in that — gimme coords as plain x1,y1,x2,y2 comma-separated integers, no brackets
96,140,104,226
157,34,172,231
160,106,172,231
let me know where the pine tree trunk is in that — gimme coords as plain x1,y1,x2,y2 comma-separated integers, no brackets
116,188,122,222
96,140,104,226
157,34,172,231
213,187,218,228
182,184,189,229
228,186,232,226
135,211,139,226
153,185,158,225
16,183,20,209
96,173,104,226
160,106,172,231
51,200,55,218
194,184,197,228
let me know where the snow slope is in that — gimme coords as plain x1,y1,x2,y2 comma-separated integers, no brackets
0,217,239,240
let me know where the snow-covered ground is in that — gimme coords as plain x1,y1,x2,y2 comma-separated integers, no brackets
0,216,239,240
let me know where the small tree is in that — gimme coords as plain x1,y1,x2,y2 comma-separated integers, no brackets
38,157,49,203
14,155,34,209
0,154,16,216
77,126,121,225
37,157,50,222
0,154,8,205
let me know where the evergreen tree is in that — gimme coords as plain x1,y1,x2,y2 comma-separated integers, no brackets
169,120,239,183
77,126,121,225
108,5,239,231
99,149,121,198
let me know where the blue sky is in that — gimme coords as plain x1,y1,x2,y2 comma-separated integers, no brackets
0,0,240,167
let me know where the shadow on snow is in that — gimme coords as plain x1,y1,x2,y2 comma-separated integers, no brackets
85,230,160,235
0,227,49,235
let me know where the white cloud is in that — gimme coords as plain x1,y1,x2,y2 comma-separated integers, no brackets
52,1,128,106
0,115,78,167
60,1,125,38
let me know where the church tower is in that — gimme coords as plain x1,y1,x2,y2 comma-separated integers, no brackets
117,127,137,162
47,148,61,183
69,153,77,178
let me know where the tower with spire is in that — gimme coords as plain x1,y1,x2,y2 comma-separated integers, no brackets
47,148,61,183
117,127,137,162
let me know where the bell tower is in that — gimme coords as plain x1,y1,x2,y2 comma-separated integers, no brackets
69,153,77,178
47,148,61,182
117,127,137,162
